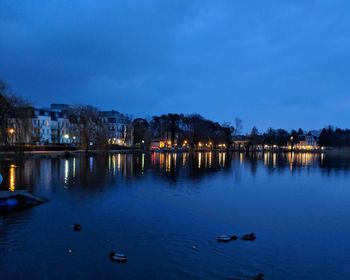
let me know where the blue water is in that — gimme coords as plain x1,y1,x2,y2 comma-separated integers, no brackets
0,152,350,279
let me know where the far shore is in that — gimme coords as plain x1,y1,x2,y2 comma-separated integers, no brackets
1,147,350,156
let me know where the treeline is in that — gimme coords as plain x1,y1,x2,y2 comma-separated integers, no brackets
133,114,243,148
319,126,350,147
245,127,301,150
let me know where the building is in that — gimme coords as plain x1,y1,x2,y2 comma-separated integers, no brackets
50,103,72,112
2,100,133,147
292,133,319,150
100,110,133,146
32,109,52,144
50,111,71,144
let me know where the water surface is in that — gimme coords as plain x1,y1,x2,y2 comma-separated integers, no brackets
1,152,350,279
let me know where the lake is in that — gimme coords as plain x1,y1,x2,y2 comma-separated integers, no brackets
1,152,350,279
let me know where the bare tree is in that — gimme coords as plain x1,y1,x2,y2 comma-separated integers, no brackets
0,80,33,146
69,105,102,151
233,118,243,136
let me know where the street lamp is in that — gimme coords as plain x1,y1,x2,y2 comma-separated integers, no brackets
64,134,69,144
8,128,15,145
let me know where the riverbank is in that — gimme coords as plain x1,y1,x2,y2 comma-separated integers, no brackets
1,147,350,156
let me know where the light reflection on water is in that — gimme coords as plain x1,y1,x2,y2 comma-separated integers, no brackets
1,152,349,195
0,152,349,193
0,152,350,279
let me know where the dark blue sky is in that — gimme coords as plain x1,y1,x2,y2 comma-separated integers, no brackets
1,0,349,131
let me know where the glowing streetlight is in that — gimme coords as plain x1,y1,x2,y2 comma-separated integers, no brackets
64,134,69,144
8,128,15,145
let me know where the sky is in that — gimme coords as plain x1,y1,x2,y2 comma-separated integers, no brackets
1,0,350,132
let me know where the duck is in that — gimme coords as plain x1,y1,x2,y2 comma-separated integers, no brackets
250,273,264,280
109,251,127,262
241,233,256,241
72,222,82,231
217,235,238,242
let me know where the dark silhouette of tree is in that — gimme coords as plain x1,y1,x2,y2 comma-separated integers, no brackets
247,126,261,151
319,126,350,147
133,118,151,149
70,105,102,151
233,117,243,136
0,80,33,147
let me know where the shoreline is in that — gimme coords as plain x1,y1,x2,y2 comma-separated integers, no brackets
1,147,349,156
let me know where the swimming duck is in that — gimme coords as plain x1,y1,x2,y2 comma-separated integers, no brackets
109,251,127,262
241,233,256,241
72,222,82,231
250,273,264,280
217,235,238,242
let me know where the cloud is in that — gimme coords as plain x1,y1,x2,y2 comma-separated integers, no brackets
1,0,350,131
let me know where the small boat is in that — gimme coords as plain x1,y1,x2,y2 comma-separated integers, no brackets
217,235,237,242
109,251,127,262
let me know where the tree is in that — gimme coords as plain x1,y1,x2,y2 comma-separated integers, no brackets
0,80,32,146
133,118,151,149
69,105,102,151
221,122,234,150
247,126,261,151
233,118,243,136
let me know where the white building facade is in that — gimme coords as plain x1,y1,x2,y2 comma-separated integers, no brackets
100,110,133,146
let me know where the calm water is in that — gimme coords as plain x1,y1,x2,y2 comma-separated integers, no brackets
1,152,350,279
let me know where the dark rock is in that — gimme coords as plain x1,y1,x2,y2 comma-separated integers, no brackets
0,192,48,214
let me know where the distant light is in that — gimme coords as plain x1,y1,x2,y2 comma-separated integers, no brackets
64,134,69,139
8,128,15,134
